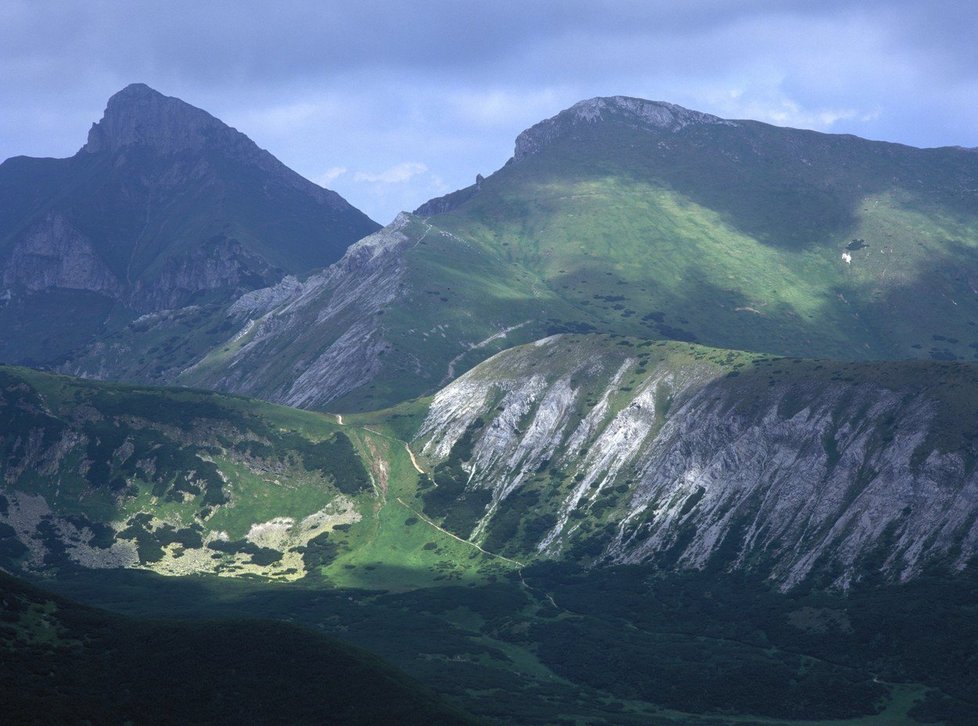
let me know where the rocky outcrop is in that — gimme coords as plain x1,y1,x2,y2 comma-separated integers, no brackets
608,379,974,590
513,96,738,161
414,181,481,217
415,335,978,589
128,237,276,312
83,83,362,211
180,213,418,409
1,216,277,312
1,213,122,297
84,83,229,156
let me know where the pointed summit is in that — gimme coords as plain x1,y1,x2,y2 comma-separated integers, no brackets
0,84,380,368
83,83,233,155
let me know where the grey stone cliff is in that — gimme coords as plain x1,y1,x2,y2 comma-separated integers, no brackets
415,336,978,589
513,96,738,161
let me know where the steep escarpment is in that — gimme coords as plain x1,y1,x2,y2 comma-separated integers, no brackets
413,335,978,589
1,213,124,297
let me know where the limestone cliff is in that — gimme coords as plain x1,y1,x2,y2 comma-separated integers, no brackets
1,213,123,297
415,335,978,589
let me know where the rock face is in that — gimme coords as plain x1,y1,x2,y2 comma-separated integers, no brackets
172,210,567,411
513,96,737,161
415,335,978,589
1,213,123,297
0,83,378,365
82,84,360,210
179,214,416,409
129,237,274,312
413,182,481,217
83,83,229,156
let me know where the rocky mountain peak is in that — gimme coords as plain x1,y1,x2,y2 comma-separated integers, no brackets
83,83,236,155
513,95,737,161
572,96,734,129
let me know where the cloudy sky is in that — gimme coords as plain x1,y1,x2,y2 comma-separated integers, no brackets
3,1,977,224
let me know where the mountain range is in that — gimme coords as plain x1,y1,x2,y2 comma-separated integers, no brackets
3,85,978,724
5,338,978,590
38,93,978,412
4,356,978,722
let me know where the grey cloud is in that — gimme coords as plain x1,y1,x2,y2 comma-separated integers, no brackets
6,1,955,86
6,2,976,99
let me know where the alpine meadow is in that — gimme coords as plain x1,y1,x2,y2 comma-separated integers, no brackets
3,75,978,725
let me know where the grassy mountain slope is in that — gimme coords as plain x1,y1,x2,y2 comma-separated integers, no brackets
42,321,978,593
9,93,978,723
0,571,476,725
428,97,978,362
174,214,594,411
5,361,978,722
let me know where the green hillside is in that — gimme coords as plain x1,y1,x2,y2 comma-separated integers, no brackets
407,333,978,591
7,93,978,724
174,213,598,411
5,356,978,722
427,97,978,362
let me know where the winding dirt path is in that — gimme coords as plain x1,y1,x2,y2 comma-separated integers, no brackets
336,413,560,605
403,445,425,474
363,427,425,474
